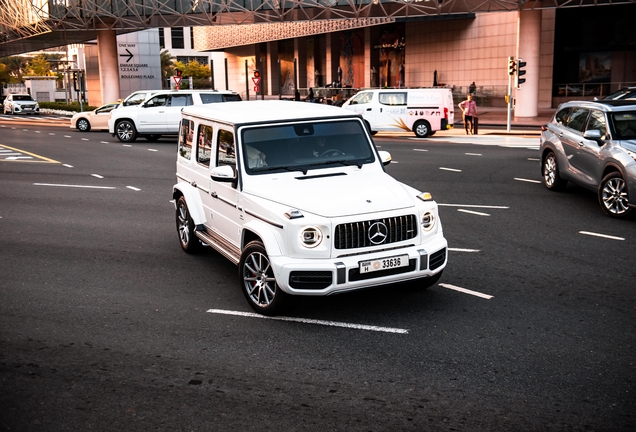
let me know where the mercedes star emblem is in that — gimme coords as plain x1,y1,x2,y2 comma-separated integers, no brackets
368,222,388,245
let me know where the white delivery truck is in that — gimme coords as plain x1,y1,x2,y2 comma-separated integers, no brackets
342,88,454,138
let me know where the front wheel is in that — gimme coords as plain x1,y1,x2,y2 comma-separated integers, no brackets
239,241,289,316
413,120,431,138
115,120,138,143
176,196,201,253
542,151,567,191
77,118,91,132
598,172,634,219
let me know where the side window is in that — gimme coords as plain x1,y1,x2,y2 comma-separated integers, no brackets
170,94,192,107
217,129,236,167
197,124,213,167
566,108,589,132
200,93,222,104
586,110,608,138
178,119,194,160
554,108,571,126
378,92,407,106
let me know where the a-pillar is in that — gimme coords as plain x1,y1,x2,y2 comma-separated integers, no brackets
514,9,540,117
96,30,120,106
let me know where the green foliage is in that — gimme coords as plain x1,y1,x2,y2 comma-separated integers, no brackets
27,55,52,76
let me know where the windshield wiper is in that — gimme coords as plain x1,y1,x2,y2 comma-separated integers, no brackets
309,159,363,169
252,165,308,175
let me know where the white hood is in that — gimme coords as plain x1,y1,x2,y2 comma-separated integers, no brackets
243,170,416,218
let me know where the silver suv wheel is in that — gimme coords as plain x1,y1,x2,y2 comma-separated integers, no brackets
599,172,633,218
116,120,137,142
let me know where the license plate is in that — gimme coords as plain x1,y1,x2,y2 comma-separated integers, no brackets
359,254,409,274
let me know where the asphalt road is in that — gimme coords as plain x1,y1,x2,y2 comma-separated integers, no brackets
1,117,635,431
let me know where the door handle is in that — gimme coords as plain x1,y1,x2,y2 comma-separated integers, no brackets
366,108,372,111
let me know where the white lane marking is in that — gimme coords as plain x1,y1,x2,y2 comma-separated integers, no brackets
438,283,493,299
448,248,481,252
148,149,158,152
91,174,104,179
6,156,33,160
458,209,490,216
207,309,409,334
439,203,509,209
81,138,89,141
514,177,541,184
34,183,116,189
465,152,482,156
413,148,428,152
35,131,41,133
123,144,132,147
579,231,625,241
64,135,71,138
100,141,109,144
528,157,540,161
126,186,141,191
49,133,55,135
440,167,462,172
63,164,73,168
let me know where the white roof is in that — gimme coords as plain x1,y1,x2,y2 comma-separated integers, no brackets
182,100,358,125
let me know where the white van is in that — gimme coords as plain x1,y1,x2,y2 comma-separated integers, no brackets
342,88,454,138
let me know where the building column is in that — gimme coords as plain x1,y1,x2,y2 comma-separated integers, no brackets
295,37,307,92
96,30,120,105
325,33,333,86
514,9,540,117
364,27,371,88
267,41,279,96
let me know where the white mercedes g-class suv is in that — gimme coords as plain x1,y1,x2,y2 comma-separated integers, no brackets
173,100,447,315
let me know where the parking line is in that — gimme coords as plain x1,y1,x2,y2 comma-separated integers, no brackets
514,177,541,184
440,167,462,172
127,186,141,191
438,283,493,299
413,148,428,152
206,309,409,334
579,231,625,241
465,152,482,156
458,209,490,216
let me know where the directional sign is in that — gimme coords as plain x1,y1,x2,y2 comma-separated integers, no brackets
119,48,133,63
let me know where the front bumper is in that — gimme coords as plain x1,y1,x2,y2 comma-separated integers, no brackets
270,235,448,295
11,105,40,114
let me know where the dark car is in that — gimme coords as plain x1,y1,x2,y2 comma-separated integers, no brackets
540,100,636,218
603,87,636,101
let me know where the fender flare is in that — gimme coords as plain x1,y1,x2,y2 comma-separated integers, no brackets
242,219,283,257
172,183,207,225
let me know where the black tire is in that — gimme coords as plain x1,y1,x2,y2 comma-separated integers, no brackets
145,134,161,141
239,241,289,316
176,196,201,253
542,151,567,191
77,118,91,132
598,171,634,219
115,120,138,143
413,120,431,138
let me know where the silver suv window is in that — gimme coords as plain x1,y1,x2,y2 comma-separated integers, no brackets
611,111,636,139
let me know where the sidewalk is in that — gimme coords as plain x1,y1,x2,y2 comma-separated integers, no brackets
446,107,554,137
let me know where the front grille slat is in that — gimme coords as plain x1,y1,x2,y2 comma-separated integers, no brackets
334,215,418,250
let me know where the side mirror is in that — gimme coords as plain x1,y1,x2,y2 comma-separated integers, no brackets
583,129,603,144
378,150,392,166
350,100,358,105
211,164,236,183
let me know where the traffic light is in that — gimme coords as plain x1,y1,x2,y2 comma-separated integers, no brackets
253,70,260,78
508,57,517,76
516,58,527,88
72,72,79,91
175,69,182,77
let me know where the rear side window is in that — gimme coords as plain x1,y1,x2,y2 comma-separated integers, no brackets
200,94,222,104
197,124,213,167
554,108,571,126
379,92,407,106
178,119,194,160
217,129,236,167
222,94,242,102
566,108,589,132
170,94,192,107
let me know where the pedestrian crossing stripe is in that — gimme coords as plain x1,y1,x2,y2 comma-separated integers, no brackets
0,144,60,163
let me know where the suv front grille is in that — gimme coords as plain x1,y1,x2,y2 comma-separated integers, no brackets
334,215,417,250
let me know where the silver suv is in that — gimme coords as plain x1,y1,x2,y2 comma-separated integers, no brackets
3,93,40,115
108,89,241,142
540,100,636,218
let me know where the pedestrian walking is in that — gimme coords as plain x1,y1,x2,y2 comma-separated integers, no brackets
468,82,476,95
458,94,478,135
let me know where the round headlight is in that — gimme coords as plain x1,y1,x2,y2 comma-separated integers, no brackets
421,211,436,232
300,227,323,248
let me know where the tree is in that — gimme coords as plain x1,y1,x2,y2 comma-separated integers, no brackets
27,55,52,76
160,49,175,88
0,56,28,82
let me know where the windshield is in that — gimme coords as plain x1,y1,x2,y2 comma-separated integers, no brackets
241,119,375,175
611,112,636,140
13,95,34,101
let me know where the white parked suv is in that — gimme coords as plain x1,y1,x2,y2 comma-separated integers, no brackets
108,89,241,142
3,93,40,115
173,100,448,315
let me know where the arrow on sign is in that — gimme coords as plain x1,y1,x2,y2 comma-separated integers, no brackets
119,49,133,63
